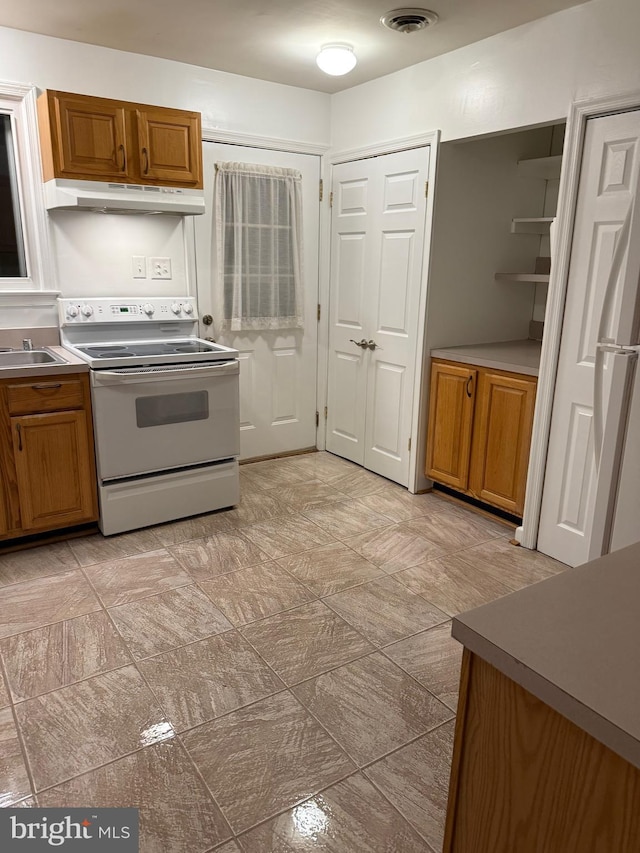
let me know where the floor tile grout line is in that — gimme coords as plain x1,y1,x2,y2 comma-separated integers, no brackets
287,648,455,762
171,732,235,844
32,734,181,798
228,760,360,839
229,769,365,842
361,764,441,853
0,653,38,803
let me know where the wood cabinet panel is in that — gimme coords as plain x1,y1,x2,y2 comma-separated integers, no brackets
7,378,85,415
38,90,203,188
425,361,477,490
0,372,98,541
137,108,202,186
12,411,96,531
42,92,131,181
425,358,537,517
444,653,640,852
469,371,537,516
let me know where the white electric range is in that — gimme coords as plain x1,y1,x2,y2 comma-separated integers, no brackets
59,296,240,536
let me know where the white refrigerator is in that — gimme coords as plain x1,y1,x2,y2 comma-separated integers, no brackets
537,109,640,567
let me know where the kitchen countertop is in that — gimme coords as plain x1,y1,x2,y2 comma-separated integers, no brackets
452,542,640,770
431,339,542,376
0,346,89,380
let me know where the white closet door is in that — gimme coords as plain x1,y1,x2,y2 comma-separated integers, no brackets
538,111,640,566
195,142,320,461
326,147,430,486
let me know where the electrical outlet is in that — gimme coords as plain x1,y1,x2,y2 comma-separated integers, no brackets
150,257,172,280
132,256,146,278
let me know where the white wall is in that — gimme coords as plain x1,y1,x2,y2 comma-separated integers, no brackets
426,127,554,350
0,27,330,144
330,0,640,151
0,25,330,314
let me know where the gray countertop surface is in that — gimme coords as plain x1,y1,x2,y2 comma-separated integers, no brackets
452,542,640,770
431,339,542,376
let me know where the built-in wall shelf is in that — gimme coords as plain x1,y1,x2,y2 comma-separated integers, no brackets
511,217,554,234
495,272,550,284
517,154,562,180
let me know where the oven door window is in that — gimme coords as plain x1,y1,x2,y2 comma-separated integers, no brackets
136,390,209,428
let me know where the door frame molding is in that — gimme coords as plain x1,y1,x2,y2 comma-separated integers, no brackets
520,89,640,549
323,130,440,490
202,126,328,155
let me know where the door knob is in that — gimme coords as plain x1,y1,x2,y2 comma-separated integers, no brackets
202,314,213,326
349,339,369,348
367,340,380,350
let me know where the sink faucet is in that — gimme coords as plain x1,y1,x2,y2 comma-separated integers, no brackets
22,339,33,351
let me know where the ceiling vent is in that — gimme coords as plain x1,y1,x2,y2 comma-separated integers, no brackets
380,8,439,33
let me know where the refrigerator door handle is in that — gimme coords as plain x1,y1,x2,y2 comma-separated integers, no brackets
597,199,634,346
594,200,635,468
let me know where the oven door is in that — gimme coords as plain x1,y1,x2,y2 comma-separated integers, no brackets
91,361,239,480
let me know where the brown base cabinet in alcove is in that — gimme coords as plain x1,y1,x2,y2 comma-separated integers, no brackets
425,358,537,517
0,373,98,541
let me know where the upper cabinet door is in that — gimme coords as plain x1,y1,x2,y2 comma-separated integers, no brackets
48,92,131,181
136,108,203,188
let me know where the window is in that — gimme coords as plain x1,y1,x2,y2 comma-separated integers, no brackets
0,83,51,291
0,114,27,277
214,161,304,331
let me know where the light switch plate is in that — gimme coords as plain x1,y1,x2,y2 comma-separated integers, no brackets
132,256,146,278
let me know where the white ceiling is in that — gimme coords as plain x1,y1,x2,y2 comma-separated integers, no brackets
1,0,588,94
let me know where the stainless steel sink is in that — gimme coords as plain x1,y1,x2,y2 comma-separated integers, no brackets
0,349,66,367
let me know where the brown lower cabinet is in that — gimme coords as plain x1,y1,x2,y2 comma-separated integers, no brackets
0,373,98,541
444,651,640,852
425,358,537,516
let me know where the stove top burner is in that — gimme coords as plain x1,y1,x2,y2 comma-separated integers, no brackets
76,340,225,359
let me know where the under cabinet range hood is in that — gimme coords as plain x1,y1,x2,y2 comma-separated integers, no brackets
43,179,205,215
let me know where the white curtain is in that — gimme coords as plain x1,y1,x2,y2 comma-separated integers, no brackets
214,161,304,332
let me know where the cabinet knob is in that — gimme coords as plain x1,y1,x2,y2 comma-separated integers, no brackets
466,375,473,397
142,147,149,175
118,144,126,172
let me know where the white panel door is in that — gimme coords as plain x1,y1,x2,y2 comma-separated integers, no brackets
195,142,320,460
326,147,430,485
538,111,640,566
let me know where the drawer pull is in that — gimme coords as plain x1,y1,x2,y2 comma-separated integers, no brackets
16,423,22,451
31,383,63,390
466,375,473,397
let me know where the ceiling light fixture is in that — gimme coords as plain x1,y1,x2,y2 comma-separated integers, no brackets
316,44,357,76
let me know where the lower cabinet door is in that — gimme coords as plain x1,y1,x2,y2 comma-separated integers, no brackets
426,361,477,490
469,371,537,515
12,410,97,531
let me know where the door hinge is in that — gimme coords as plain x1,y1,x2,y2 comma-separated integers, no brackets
324,405,328,419
316,411,319,427
319,179,324,202
317,303,321,322
408,437,412,452
329,191,334,208
425,181,429,198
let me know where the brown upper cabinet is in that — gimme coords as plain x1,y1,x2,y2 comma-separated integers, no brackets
37,90,203,188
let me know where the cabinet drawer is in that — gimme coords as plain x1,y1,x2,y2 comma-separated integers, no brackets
6,378,85,415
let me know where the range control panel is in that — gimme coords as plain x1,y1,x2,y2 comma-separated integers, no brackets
59,297,197,324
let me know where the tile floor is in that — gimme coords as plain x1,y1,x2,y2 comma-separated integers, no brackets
0,451,567,851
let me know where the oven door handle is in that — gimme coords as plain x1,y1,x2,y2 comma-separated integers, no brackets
92,360,239,385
